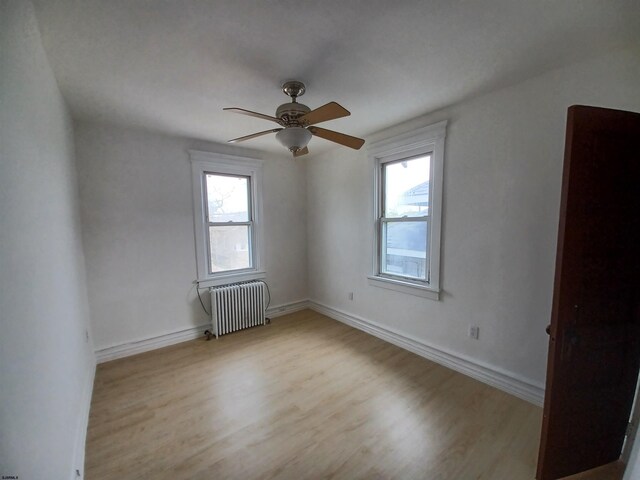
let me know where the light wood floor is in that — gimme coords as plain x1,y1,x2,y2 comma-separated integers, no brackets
86,309,544,479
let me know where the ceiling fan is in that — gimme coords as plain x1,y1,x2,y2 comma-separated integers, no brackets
223,81,365,157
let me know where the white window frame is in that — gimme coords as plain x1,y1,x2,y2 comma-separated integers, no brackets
368,121,447,300
189,149,265,287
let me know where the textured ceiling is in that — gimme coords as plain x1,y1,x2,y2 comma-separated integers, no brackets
33,0,640,156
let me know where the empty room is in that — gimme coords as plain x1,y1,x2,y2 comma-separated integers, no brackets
2,1,640,479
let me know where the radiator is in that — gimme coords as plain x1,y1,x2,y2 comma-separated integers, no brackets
210,281,266,338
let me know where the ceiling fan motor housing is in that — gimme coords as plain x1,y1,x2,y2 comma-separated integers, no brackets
276,102,311,125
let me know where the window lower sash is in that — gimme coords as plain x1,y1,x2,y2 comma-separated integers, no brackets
379,216,430,283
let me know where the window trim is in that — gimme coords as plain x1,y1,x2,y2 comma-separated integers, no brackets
368,120,447,300
189,150,265,287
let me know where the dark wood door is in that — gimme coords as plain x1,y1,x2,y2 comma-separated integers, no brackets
537,106,640,479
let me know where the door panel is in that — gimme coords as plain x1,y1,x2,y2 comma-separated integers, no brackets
537,106,640,479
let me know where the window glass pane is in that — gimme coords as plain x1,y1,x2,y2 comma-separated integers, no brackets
382,221,428,280
208,225,251,272
383,155,431,218
206,174,250,222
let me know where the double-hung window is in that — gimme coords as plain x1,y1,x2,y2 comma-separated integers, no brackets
369,121,446,299
190,150,265,287
380,154,431,280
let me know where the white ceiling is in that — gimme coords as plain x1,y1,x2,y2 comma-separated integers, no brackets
33,0,640,156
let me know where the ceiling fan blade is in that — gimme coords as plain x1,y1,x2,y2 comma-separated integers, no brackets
308,126,365,150
223,107,282,125
293,147,309,158
227,128,282,143
299,102,350,126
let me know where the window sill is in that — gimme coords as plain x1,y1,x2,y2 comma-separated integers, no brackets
197,270,266,288
367,275,440,300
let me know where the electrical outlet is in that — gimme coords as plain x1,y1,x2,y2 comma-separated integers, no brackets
469,326,480,340
348,292,354,300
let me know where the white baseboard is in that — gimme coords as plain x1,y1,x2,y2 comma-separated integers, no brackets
95,323,210,364
267,299,310,319
309,300,545,406
72,361,96,479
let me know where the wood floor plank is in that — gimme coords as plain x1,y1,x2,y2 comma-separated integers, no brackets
85,309,543,479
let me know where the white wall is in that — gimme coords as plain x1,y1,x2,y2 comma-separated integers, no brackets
74,122,308,352
624,436,640,480
306,47,640,395
0,1,95,478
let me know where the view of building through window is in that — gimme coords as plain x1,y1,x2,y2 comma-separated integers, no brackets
205,173,252,273
381,155,431,280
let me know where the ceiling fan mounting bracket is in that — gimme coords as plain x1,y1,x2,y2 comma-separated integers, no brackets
282,80,306,101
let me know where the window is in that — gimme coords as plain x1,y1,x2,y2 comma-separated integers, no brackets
205,173,252,273
369,121,446,299
190,150,265,286
381,154,431,280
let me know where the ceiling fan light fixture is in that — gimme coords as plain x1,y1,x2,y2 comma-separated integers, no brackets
275,127,312,152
